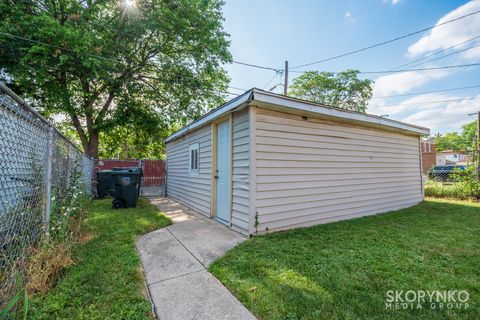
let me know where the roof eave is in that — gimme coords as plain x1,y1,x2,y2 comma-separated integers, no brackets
252,89,430,136
164,89,254,143
165,88,429,144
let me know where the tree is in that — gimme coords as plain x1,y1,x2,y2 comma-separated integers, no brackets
435,132,465,151
0,0,231,157
435,121,477,152
288,70,373,113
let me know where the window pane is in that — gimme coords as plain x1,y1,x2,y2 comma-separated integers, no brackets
193,150,196,170
191,150,194,170
195,149,198,170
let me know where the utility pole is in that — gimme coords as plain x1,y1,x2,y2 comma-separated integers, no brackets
477,111,480,180
284,60,288,96
471,111,480,180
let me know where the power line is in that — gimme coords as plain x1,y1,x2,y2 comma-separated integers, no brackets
378,34,480,74
413,43,480,66
359,62,480,74
372,84,480,99
0,31,276,80
289,62,480,74
263,72,279,90
0,33,249,96
290,9,480,69
0,31,124,64
231,60,281,72
6,3,281,74
370,42,480,78
228,85,248,92
379,96,480,107
214,90,242,96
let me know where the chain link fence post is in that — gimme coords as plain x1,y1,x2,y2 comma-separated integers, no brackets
43,126,54,240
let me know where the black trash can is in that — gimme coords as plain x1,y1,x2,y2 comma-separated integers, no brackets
96,170,116,199
111,168,143,209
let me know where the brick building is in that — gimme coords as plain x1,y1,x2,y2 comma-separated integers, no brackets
421,140,436,174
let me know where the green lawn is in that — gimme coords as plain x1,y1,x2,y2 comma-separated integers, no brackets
29,198,171,320
210,199,480,320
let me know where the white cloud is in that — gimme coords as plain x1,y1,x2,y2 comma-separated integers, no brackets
407,0,480,57
459,44,480,60
369,93,453,117
366,2,480,134
401,95,480,133
371,69,449,97
384,0,402,5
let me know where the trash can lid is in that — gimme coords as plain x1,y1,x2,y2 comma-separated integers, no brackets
97,169,116,174
111,167,143,175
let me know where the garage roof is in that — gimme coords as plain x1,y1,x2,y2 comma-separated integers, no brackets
165,88,430,143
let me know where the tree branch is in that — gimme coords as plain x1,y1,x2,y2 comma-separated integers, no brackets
95,91,115,123
71,114,88,150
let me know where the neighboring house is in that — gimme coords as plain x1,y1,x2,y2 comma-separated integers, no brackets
436,150,468,166
165,89,429,235
420,140,436,174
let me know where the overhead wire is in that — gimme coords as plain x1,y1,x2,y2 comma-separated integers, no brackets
358,62,480,74
378,34,480,74
372,84,480,99
3,9,480,102
290,9,480,69
0,34,249,97
231,60,281,72
379,96,480,107
288,62,480,74
0,31,125,64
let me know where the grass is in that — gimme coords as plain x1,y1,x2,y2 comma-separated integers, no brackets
28,198,171,320
210,198,480,320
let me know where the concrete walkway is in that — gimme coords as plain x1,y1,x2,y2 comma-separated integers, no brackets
136,197,256,320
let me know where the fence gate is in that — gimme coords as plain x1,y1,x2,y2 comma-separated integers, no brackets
141,159,166,196
93,159,165,197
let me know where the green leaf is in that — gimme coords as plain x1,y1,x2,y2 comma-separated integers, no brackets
22,289,29,320
0,293,20,319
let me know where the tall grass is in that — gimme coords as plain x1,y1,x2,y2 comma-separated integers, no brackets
425,181,472,200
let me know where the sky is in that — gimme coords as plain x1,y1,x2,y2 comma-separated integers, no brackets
221,0,480,135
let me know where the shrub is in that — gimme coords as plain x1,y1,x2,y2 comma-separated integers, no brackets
26,165,90,296
425,165,480,200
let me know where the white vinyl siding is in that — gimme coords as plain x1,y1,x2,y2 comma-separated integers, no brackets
231,109,250,234
254,108,422,233
166,125,212,217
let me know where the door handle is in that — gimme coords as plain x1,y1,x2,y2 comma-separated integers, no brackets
214,175,219,179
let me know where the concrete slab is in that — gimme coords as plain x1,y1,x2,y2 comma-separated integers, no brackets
136,197,256,320
149,270,256,320
167,217,245,267
136,228,204,285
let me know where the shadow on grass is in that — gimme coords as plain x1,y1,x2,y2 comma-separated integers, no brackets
210,199,480,320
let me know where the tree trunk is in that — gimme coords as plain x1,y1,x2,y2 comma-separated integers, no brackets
85,131,99,158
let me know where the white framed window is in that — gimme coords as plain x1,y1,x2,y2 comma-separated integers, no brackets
189,143,200,175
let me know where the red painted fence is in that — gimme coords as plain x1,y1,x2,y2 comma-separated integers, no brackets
93,159,165,187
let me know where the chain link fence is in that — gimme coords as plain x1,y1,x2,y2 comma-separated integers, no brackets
424,150,479,199
0,82,93,309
